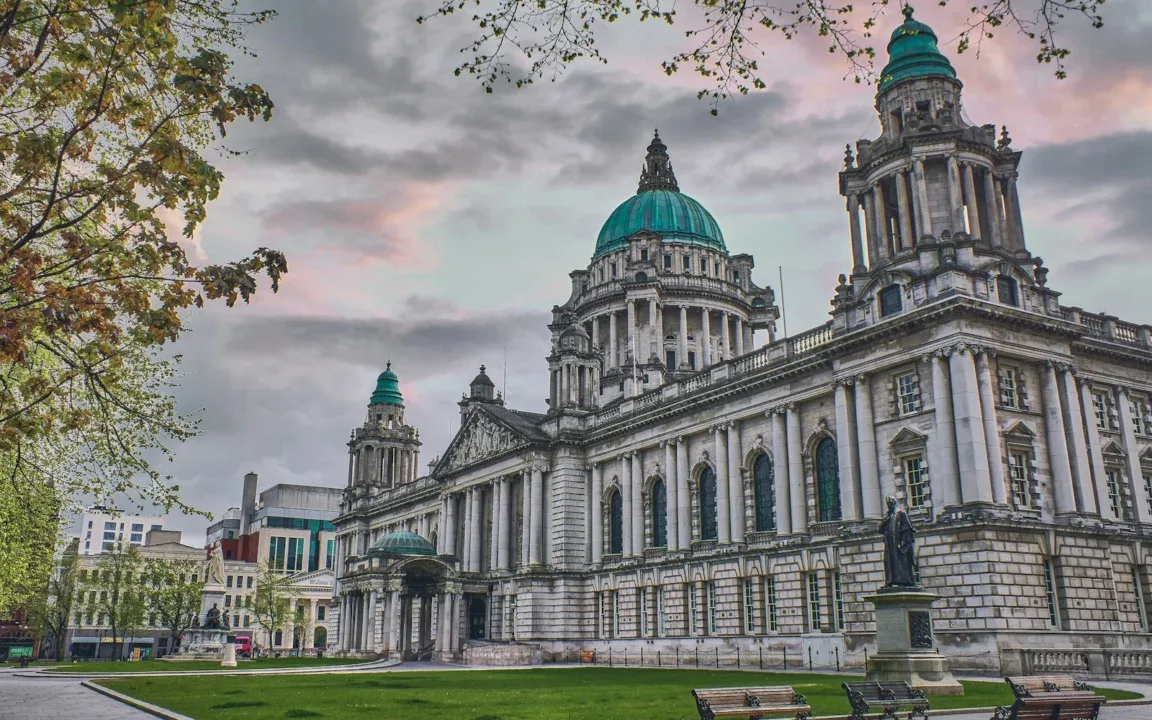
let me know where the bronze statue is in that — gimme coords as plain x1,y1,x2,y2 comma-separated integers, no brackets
880,496,918,588
204,602,223,630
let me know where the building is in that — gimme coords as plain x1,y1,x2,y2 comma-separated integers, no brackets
332,7,1152,672
77,507,163,555
209,473,341,652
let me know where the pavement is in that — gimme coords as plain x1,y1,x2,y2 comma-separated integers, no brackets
0,664,1148,720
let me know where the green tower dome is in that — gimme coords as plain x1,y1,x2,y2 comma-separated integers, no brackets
369,361,404,406
593,131,726,259
368,531,436,557
879,5,958,91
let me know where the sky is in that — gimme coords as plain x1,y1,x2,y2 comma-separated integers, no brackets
115,0,1152,543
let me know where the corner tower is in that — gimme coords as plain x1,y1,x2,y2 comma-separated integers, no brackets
347,362,422,492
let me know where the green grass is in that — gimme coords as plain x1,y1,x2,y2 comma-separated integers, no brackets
47,656,370,673
98,667,1142,720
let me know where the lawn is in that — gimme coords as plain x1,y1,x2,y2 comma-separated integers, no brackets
48,656,370,673
98,667,1142,720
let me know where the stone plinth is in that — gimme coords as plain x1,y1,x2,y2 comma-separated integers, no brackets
221,641,237,667
462,641,543,666
172,628,227,660
865,588,963,695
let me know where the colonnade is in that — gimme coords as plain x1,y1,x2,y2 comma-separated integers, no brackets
590,303,753,374
338,584,460,658
347,444,420,487
437,466,548,571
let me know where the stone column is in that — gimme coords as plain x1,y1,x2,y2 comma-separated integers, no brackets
896,170,913,251
927,354,960,508
435,593,446,653
963,162,980,238
975,352,1008,505
530,466,544,565
863,187,878,265
1041,362,1077,515
364,591,377,651
487,482,500,569
647,297,657,361
853,377,882,518
702,308,712,367
721,312,731,361
847,194,865,272
834,381,860,520
734,318,744,357
913,158,932,238
1006,173,1025,249
620,454,633,556
339,595,349,651
947,155,965,232
591,316,600,357
496,479,510,569
626,300,637,364
771,410,792,535
347,451,354,487
471,486,484,572
949,347,994,504
630,452,644,553
591,463,603,563
608,310,618,369
676,438,690,548
742,323,753,354
436,499,446,554
386,590,401,656
1081,381,1112,519
520,470,531,567
678,306,688,369
461,489,473,572
726,420,744,542
786,405,806,533
1060,369,1094,514
1118,388,1152,525
714,426,731,543
982,169,1001,247
447,593,459,653
664,442,678,550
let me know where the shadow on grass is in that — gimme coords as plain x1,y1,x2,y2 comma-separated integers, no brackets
283,711,323,718
211,700,270,710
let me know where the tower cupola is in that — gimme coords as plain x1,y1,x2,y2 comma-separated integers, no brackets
369,361,404,406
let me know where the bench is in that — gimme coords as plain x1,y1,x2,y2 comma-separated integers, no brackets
842,681,930,720
1005,675,1092,698
992,675,1106,720
691,685,811,720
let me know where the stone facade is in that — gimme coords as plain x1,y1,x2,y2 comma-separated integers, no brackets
331,16,1152,673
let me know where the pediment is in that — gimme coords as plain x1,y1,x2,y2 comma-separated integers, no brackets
890,427,927,446
1101,440,1126,458
435,408,533,475
1002,421,1037,442
1140,447,1152,463
287,568,334,587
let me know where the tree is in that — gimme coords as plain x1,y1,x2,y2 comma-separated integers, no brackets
0,0,288,593
85,543,145,659
25,543,79,660
419,1,1109,110
251,561,291,652
140,558,204,656
291,602,312,653
0,468,60,611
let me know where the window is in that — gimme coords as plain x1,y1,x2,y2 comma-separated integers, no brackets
325,539,336,570
663,254,672,270
246,576,253,589
244,615,250,628
656,587,665,637
833,572,845,632
1131,398,1145,435
226,575,233,588
896,372,921,415
131,523,143,532
318,605,326,621
997,276,1019,306
754,453,776,532
1093,392,1109,430
688,584,699,635
87,521,92,529
651,479,667,548
905,456,928,508
682,255,690,271
765,576,778,632
1008,453,1032,508
608,489,624,555
640,248,648,262
999,367,1019,408
706,582,717,635
878,285,902,316
733,271,740,283
807,574,822,632
287,537,304,572
699,467,718,541
612,591,620,637
611,262,618,278
743,577,756,634
224,595,232,607
665,350,677,370
640,588,649,636
150,524,162,531
192,573,198,583
714,261,720,276
815,438,841,522
104,521,115,530
103,531,115,541
102,542,113,551
1133,568,1148,632
268,537,287,570
1043,560,1060,627
1106,470,1122,517
129,533,142,543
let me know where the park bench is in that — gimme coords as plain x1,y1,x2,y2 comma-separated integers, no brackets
842,681,930,720
691,685,811,720
991,675,1106,720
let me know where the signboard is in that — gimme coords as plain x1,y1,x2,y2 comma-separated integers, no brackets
7,646,33,659
130,648,142,661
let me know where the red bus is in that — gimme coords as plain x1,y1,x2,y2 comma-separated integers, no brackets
233,635,251,657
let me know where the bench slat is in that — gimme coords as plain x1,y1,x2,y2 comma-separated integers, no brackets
693,685,811,720
842,681,930,720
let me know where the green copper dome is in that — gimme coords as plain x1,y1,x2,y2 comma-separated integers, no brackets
593,131,726,259
369,531,436,557
369,362,404,406
879,6,957,91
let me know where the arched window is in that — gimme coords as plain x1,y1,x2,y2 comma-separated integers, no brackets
878,284,902,317
699,467,718,541
608,488,624,555
651,479,667,548
635,271,648,283
816,437,842,522
313,626,327,649
754,453,775,532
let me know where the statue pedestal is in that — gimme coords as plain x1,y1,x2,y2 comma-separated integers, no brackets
200,582,225,619
865,588,963,696
221,642,237,667
174,629,227,659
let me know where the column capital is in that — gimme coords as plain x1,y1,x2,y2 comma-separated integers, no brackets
726,419,738,430
676,435,686,445
854,373,869,383
834,375,856,387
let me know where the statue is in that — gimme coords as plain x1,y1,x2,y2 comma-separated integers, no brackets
880,496,918,588
222,609,231,630
204,603,223,630
207,542,225,586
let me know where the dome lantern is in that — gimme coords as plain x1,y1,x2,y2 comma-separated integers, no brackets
878,5,958,91
370,361,404,406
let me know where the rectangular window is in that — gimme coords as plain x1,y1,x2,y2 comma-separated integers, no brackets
997,276,1020,306
639,588,649,637
131,523,143,532
151,524,162,531
317,605,326,621
896,372,920,415
224,595,231,607
103,531,115,541
656,587,665,637
1133,568,1149,632
1106,470,1121,517
807,574,821,632
1144,475,1152,516
688,583,699,635
325,539,336,570
765,576,778,632
611,262,618,278
682,255,690,271
247,576,253,589
833,572,845,632
226,575,233,588
714,261,720,276
192,573,197,583
612,591,620,638
733,271,740,283
999,367,1019,408
706,582,717,635
268,536,287,570
1009,453,1032,508
1043,560,1060,628
640,248,648,262
129,533,142,543
102,542,113,551
743,577,756,634
1131,398,1145,435
663,254,671,270
905,456,927,508
244,615,250,627
104,521,115,530
665,350,677,371
1093,392,1109,430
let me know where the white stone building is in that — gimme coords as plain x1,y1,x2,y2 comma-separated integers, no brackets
76,507,164,555
332,9,1152,672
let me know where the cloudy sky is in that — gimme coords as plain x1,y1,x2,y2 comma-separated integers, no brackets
123,0,1152,542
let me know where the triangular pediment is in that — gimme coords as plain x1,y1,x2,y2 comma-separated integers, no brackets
434,406,537,475
890,427,927,446
286,568,334,588
1140,447,1152,463
1003,421,1037,442
1101,439,1126,458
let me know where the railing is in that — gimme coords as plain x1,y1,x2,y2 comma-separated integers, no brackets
1022,648,1152,677
791,322,833,356
1023,649,1090,673
1080,313,1107,338
680,372,711,394
1062,306,1152,350
563,644,866,672
1106,649,1152,676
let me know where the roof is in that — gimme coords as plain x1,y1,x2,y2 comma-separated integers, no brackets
479,403,550,443
369,531,436,557
370,361,404,406
879,5,958,90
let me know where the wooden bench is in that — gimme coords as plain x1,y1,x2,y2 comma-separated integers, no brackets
992,675,1106,720
1005,675,1092,698
842,681,930,720
691,686,811,720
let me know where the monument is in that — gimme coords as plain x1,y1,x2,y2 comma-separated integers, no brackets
174,543,229,659
865,497,963,695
